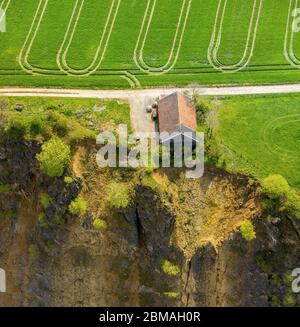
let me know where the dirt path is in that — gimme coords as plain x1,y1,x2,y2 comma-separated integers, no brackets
2,84,300,99
2,84,300,132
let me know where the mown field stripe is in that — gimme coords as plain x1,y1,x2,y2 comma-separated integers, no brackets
208,0,263,72
18,0,139,87
133,0,192,75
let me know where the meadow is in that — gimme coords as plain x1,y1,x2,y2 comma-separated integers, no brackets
1,0,300,88
213,93,300,189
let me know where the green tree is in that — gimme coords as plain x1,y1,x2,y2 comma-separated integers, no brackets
262,175,290,199
64,176,74,184
262,174,300,218
40,193,51,209
93,218,108,230
69,196,87,216
36,137,71,177
107,182,131,209
240,220,256,241
161,259,180,276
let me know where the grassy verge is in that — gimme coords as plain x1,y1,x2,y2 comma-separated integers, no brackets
0,96,131,144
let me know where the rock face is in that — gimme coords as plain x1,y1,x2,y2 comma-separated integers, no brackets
0,141,299,307
186,214,300,307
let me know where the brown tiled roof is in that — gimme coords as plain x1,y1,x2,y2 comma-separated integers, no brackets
158,92,197,134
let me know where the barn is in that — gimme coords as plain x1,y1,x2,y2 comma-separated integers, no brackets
157,92,197,144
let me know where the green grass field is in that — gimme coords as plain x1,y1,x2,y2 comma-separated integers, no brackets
213,93,300,189
1,0,300,88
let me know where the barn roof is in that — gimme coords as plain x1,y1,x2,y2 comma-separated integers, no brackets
157,92,197,136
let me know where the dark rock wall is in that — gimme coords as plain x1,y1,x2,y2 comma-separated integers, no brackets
0,141,299,307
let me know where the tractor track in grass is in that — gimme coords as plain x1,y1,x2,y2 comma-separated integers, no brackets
133,0,192,75
261,114,300,160
208,0,263,73
2,0,300,88
57,0,120,76
18,0,140,88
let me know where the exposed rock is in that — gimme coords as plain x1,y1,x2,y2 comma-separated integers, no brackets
0,147,7,160
14,103,24,112
82,213,93,230
0,141,299,307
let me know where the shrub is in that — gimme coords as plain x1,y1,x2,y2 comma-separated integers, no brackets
286,191,300,218
271,295,281,307
196,99,212,122
144,166,155,174
283,291,297,307
46,111,68,137
107,182,131,209
262,175,290,199
69,196,87,216
38,213,49,228
283,272,294,286
240,220,256,241
164,292,180,298
5,117,27,139
30,117,44,136
40,193,51,209
68,126,95,145
29,244,40,260
36,137,71,177
161,259,180,276
262,174,300,218
141,175,160,192
0,184,10,193
270,274,281,287
93,218,108,230
53,215,64,226
64,176,74,184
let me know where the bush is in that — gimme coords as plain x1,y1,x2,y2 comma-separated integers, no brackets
36,137,71,177
0,184,10,193
93,218,108,230
5,117,27,139
161,259,180,276
240,220,256,241
107,182,131,209
262,174,300,218
283,272,294,286
46,111,68,137
262,175,290,199
53,215,65,226
64,176,74,184
164,292,180,298
283,291,297,307
69,196,87,216
271,295,281,307
286,191,300,218
68,126,95,145
196,99,212,123
40,193,51,209
30,117,44,136
141,175,160,192
29,244,40,260
38,213,49,228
